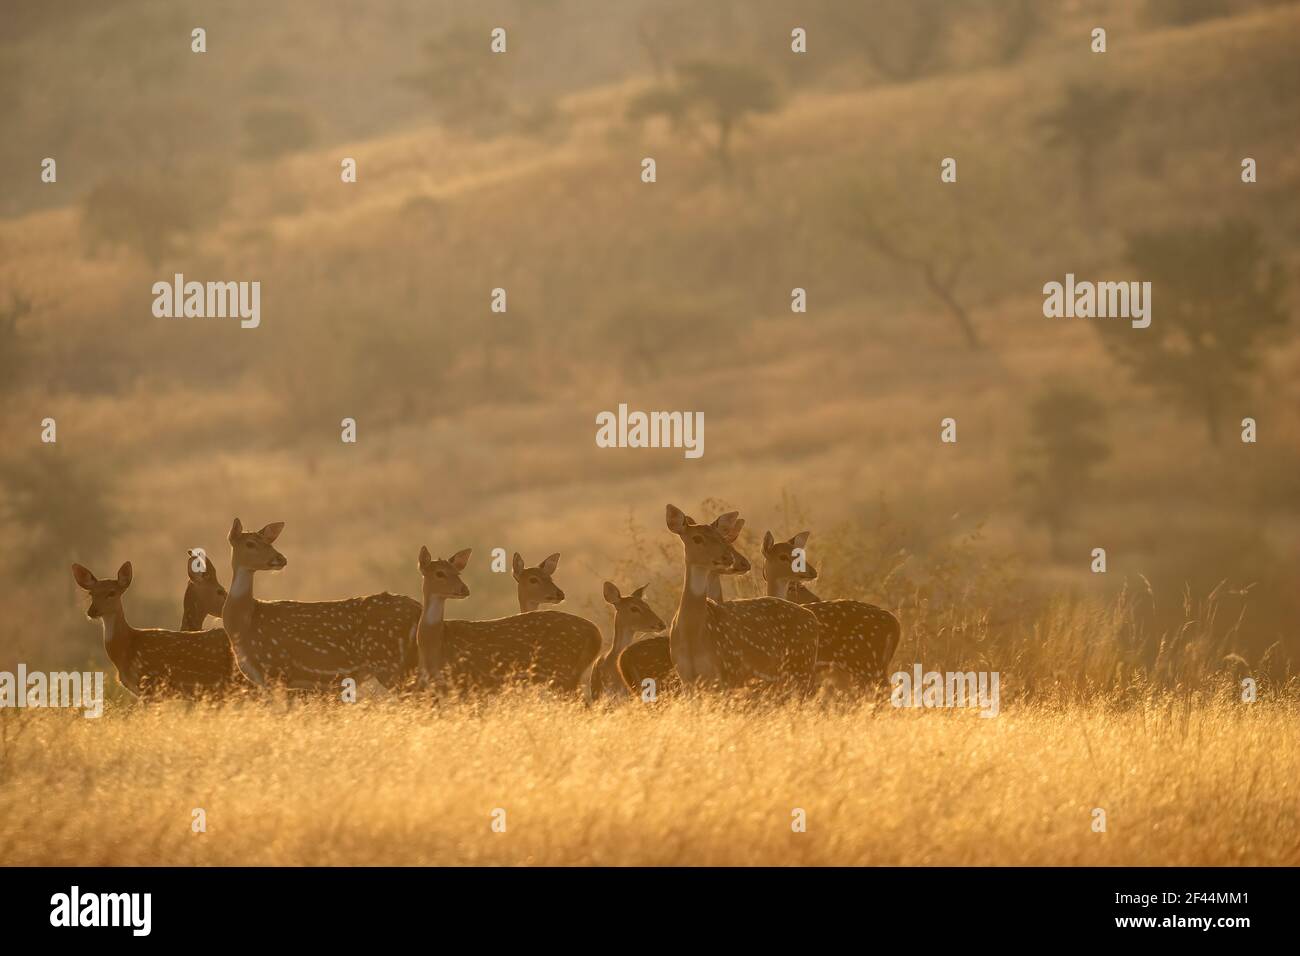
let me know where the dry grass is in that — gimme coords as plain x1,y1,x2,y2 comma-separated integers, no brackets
1,4,1297,868
2,690,1297,866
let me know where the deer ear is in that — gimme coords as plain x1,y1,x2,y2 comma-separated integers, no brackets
512,552,525,578
791,531,811,550
632,584,648,600
71,563,97,590
714,514,744,542
418,546,432,571
449,548,472,572
666,504,688,533
228,518,243,543
116,561,133,589
258,521,285,543
540,553,561,576
762,531,775,555
603,581,621,605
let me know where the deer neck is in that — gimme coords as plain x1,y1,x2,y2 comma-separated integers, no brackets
792,583,819,604
99,606,134,675
670,564,720,684
417,594,448,679
765,573,790,598
223,566,256,639
601,618,639,685
706,572,723,603
518,595,539,613
181,583,206,630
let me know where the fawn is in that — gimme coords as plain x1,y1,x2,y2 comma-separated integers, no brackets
761,530,901,689
416,547,601,696
665,504,819,694
221,519,421,691
512,552,565,612
181,549,227,630
590,582,667,700
72,562,242,699
616,511,748,699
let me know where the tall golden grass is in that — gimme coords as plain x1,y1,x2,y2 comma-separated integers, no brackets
2,687,1296,866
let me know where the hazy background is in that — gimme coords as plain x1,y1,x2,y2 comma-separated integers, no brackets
1,0,1297,682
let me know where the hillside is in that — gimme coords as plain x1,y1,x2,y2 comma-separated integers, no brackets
1,2,1297,669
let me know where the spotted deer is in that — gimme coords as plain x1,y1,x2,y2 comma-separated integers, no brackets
222,519,421,691
616,511,749,699
615,635,675,700
416,547,601,696
512,552,565,612
181,549,227,630
665,504,819,694
72,562,243,699
590,582,667,701
785,580,822,604
706,510,751,602
762,530,901,690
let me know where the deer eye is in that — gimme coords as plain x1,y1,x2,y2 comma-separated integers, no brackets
692,535,703,544
630,607,640,614
529,577,538,584
244,541,255,549
435,571,445,579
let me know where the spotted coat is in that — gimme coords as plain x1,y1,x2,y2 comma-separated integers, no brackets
803,600,901,688
109,627,246,700
615,634,679,698
701,597,820,694
423,610,602,695
231,592,422,690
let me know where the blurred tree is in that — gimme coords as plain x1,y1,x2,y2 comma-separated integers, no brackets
1016,385,1111,560
81,167,230,265
0,294,32,395
0,452,120,582
399,26,512,137
627,59,779,180
1038,84,1135,205
634,0,744,78
835,176,984,349
1099,220,1287,444
821,0,951,81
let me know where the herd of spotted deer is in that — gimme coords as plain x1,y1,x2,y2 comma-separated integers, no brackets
70,504,901,703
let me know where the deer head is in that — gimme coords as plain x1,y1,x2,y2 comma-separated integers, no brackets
228,518,287,573
761,531,818,593
709,511,752,576
603,581,667,642
186,549,228,619
72,561,132,619
666,504,736,572
418,546,472,602
513,552,565,610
